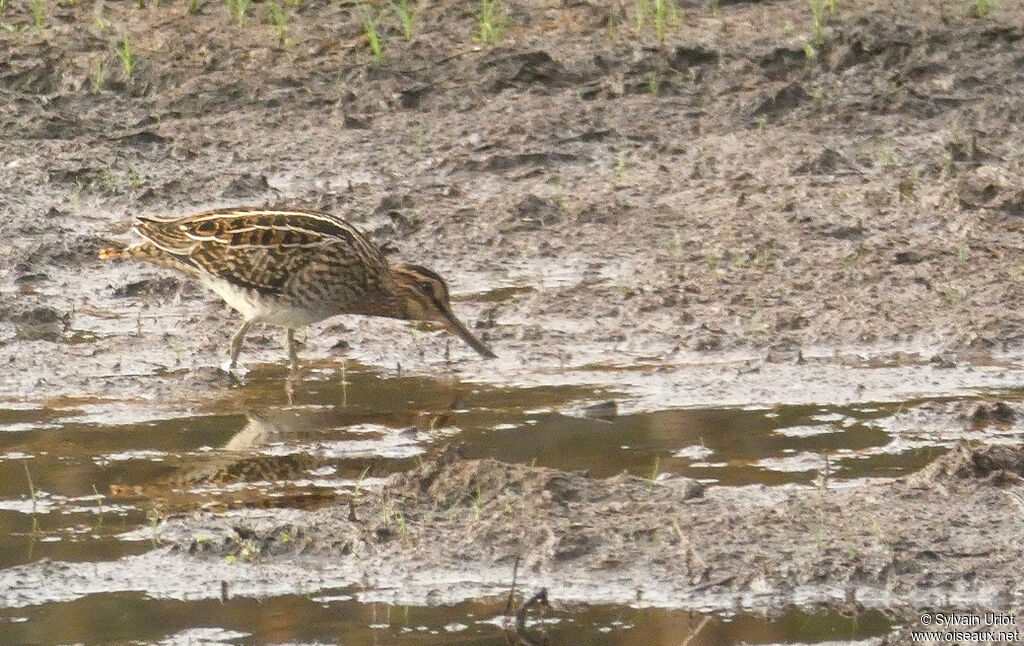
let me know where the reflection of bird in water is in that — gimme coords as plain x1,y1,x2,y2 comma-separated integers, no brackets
222,410,288,452
187,407,429,485
100,207,496,369
183,411,319,486
107,411,323,506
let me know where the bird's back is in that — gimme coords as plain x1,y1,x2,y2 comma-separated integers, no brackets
132,208,397,318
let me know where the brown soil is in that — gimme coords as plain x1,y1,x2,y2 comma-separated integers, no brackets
176,443,1024,615
3,0,1024,634
4,442,1021,641
4,0,1024,401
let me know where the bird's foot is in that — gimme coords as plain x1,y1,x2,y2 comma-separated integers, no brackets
220,360,250,378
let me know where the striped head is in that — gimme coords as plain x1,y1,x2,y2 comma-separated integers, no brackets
391,264,496,359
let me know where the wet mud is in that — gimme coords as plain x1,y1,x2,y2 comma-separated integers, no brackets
4,0,1024,642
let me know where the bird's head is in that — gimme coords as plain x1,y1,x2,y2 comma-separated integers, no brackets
392,264,496,359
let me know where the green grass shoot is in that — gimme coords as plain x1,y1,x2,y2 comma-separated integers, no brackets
359,4,384,61
115,36,134,77
475,0,506,44
267,2,292,45
392,0,416,40
226,0,251,26
29,0,45,28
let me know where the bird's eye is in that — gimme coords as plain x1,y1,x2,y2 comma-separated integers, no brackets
419,281,433,294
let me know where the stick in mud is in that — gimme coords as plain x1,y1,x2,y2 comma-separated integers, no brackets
680,615,711,646
515,588,549,635
502,554,521,617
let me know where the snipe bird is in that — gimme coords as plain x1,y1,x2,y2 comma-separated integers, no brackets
99,208,496,368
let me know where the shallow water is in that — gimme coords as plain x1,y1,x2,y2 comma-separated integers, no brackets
0,362,1019,643
0,592,892,645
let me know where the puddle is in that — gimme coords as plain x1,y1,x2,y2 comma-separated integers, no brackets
0,592,892,645
0,362,1021,642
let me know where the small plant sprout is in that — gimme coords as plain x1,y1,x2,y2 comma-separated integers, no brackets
127,165,144,189
379,492,394,526
652,0,678,42
115,36,134,77
802,42,817,65
808,0,825,46
445,497,460,521
92,484,105,529
604,12,618,39
352,465,371,497
226,0,251,26
971,0,997,17
634,0,646,32
391,0,416,40
148,509,160,547
807,0,837,49
29,0,45,28
878,146,897,169
238,539,258,561
614,150,630,176
266,2,291,46
634,0,678,41
396,509,407,539
646,71,660,94
956,243,969,266
23,462,37,513
941,284,963,305
473,483,484,521
358,4,384,61
92,4,110,31
23,462,41,539
648,456,661,492
941,153,954,175
188,0,200,13
475,0,506,45
89,58,109,94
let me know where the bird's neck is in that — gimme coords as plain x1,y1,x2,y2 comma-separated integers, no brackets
357,280,410,320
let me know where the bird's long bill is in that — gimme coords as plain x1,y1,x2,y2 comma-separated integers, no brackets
440,309,497,359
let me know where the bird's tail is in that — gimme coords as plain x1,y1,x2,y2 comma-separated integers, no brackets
98,245,129,260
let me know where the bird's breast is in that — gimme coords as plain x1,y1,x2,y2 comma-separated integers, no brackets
202,276,333,327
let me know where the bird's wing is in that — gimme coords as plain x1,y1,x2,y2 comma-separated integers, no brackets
133,208,389,295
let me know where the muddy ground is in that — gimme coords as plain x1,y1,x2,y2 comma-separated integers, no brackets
4,0,1024,401
3,443,1024,643
4,0,1024,639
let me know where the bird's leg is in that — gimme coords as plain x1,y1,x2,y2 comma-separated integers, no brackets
286,328,299,370
228,320,252,369
284,371,295,407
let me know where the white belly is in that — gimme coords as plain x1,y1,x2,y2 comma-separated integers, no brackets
203,277,329,328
